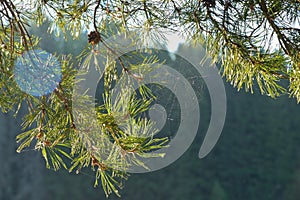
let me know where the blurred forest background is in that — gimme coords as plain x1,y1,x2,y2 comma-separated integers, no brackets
1,23,300,200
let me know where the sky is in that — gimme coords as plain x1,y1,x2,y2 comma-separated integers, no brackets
165,31,185,53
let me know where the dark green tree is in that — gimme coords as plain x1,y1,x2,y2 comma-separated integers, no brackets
209,181,228,200
0,109,46,200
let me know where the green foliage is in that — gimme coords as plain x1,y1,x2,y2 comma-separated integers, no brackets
0,0,300,198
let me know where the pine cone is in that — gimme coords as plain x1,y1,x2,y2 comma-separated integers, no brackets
88,31,101,45
203,0,216,7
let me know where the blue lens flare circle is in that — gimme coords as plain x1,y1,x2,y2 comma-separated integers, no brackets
14,50,62,96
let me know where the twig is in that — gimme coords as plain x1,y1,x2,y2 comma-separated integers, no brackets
258,0,292,56
54,87,76,130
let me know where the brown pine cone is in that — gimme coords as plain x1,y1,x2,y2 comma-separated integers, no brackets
88,31,101,45
203,0,216,7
